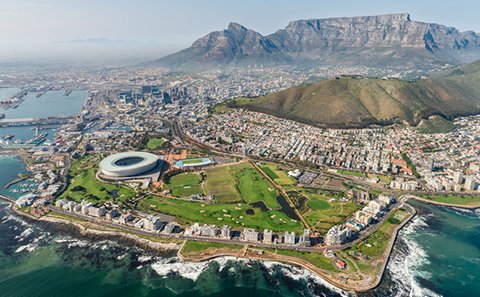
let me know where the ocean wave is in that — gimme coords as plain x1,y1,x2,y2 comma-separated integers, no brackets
263,260,349,296
14,227,34,242
151,257,211,281
0,213,31,227
447,207,479,219
14,233,48,253
151,256,349,296
386,216,442,297
137,255,153,263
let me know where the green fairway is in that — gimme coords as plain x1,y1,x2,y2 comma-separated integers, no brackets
306,199,330,210
139,195,302,232
302,189,360,235
260,164,296,185
203,163,250,203
146,137,165,149
236,168,280,209
165,172,204,197
59,156,136,204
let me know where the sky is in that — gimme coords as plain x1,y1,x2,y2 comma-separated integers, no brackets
1,0,479,63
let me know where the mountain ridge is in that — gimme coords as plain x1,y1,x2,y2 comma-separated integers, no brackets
224,60,480,129
155,13,480,69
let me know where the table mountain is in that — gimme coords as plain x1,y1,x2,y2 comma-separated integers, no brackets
155,13,480,69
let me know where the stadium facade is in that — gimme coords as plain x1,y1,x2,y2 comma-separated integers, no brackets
99,152,159,177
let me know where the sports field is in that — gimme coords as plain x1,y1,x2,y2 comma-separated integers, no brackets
259,164,296,186
164,172,204,197
146,137,165,149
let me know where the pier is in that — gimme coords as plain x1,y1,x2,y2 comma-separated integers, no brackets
0,116,74,127
0,194,13,204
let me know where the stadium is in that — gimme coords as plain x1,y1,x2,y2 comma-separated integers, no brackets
99,152,160,178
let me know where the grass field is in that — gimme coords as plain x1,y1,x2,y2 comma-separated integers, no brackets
337,169,364,177
59,156,136,204
236,168,279,209
165,172,204,197
139,195,302,232
260,248,340,273
146,138,165,149
182,158,207,165
301,189,360,235
421,194,480,206
181,241,244,257
203,163,245,203
367,173,394,184
259,164,296,186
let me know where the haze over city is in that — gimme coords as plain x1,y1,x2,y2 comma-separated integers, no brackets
1,0,480,63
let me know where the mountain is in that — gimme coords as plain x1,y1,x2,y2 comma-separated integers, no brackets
225,60,480,128
155,13,480,69
157,22,290,67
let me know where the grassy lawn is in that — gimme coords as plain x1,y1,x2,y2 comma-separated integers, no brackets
139,196,302,232
262,248,340,273
236,167,280,209
421,194,480,206
182,158,207,165
165,172,204,197
181,241,244,257
146,137,165,149
301,189,360,235
344,209,409,275
306,199,330,210
59,157,136,205
203,163,247,203
259,164,296,186
337,169,364,177
367,173,394,183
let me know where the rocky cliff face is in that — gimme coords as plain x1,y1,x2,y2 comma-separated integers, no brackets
155,13,480,68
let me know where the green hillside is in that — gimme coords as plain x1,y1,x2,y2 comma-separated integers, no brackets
228,61,480,128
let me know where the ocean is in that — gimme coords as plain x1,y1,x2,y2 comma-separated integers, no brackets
0,90,88,141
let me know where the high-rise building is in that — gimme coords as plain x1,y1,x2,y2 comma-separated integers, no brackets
453,171,464,184
243,228,258,242
263,229,273,244
284,231,296,245
465,177,477,191
428,158,435,171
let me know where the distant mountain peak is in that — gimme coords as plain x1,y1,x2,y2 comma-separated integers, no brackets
227,22,248,32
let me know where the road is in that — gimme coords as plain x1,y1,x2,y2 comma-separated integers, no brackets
48,205,329,253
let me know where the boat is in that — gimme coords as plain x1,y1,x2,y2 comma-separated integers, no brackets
4,134,14,140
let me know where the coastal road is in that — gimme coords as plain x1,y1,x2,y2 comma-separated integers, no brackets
47,205,328,254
